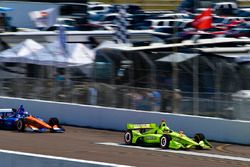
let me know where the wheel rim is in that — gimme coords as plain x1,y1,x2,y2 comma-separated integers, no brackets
125,132,131,143
17,121,22,130
161,137,167,147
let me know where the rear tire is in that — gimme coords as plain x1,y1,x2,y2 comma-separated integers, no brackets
194,133,205,150
124,130,133,145
16,119,25,132
160,134,171,149
194,133,205,142
48,117,65,132
48,117,59,127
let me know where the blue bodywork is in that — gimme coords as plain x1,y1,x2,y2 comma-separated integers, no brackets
0,105,64,133
0,105,45,131
0,109,19,130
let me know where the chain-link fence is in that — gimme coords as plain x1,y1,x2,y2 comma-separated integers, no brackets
0,76,249,120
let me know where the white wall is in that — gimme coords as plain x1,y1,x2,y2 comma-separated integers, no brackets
1,96,250,145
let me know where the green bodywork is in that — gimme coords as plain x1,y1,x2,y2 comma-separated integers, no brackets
125,122,212,150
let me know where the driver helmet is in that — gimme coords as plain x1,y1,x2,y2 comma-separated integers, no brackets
17,105,27,115
160,119,170,131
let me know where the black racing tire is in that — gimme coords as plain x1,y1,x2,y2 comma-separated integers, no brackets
124,130,133,145
49,117,64,132
160,134,171,149
194,133,205,150
48,117,59,127
16,119,25,132
194,133,205,143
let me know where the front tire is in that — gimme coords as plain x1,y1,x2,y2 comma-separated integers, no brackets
160,134,171,149
124,130,133,145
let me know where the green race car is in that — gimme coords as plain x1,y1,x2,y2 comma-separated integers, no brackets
124,120,212,150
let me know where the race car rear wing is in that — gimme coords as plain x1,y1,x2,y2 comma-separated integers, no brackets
127,123,158,130
0,109,14,113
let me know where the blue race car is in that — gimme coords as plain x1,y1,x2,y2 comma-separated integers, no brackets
0,105,64,133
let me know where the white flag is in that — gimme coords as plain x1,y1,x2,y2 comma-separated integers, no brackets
29,8,57,28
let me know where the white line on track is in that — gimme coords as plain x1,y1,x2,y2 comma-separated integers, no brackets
0,149,133,167
97,142,250,162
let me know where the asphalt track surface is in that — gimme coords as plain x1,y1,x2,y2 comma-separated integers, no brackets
0,126,250,167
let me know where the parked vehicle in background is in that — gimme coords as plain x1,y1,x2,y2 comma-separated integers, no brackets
154,13,191,20
92,13,132,26
46,17,78,31
88,4,114,15
214,16,246,29
150,26,186,42
223,19,246,29
201,27,228,35
128,13,160,29
177,0,195,13
235,22,250,29
224,28,250,38
154,26,184,34
144,19,192,30
87,1,106,8
236,8,250,17
213,2,238,16
46,17,115,31
87,4,115,21
177,30,216,41
128,20,151,30
119,4,144,14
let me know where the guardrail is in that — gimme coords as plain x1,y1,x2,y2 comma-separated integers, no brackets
1,96,250,145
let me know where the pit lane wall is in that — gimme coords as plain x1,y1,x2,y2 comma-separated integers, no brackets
1,96,250,145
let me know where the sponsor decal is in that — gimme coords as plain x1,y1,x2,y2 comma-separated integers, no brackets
145,136,156,140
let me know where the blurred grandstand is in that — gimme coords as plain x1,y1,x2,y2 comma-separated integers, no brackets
0,37,250,121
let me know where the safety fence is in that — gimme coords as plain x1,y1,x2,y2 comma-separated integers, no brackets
0,77,249,121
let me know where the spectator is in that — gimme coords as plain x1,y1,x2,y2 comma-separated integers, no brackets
55,69,66,98
173,89,182,113
152,90,161,111
88,87,98,105
133,91,143,110
160,90,172,112
88,36,99,49
55,69,65,82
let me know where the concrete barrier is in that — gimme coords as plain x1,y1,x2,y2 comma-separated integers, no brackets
1,96,250,145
